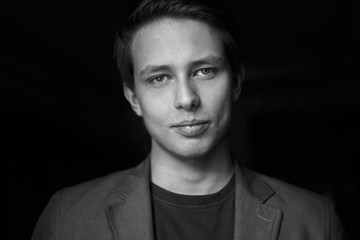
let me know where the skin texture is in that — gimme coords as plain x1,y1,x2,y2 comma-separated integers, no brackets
124,18,242,194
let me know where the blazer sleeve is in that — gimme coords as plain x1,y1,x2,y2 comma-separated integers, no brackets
326,199,348,240
31,192,60,240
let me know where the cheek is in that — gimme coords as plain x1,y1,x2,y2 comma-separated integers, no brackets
216,94,232,120
206,84,233,127
138,92,170,124
204,81,232,111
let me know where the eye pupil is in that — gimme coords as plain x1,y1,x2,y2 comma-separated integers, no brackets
202,69,209,74
198,68,215,76
154,76,164,82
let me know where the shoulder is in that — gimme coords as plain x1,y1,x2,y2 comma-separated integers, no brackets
255,172,328,207
31,165,142,239
52,165,139,214
251,171,331,218
240,167,329,210
248,170,347,239
61,167,135,196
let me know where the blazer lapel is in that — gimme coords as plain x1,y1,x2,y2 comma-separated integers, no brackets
106,158,155,240
105,157,282,240
234,163,283,240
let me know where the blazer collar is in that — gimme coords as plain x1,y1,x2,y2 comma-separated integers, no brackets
234,163,283,240
106,157,155,240
106,157,282,240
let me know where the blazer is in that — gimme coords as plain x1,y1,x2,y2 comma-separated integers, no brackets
31,157,348,240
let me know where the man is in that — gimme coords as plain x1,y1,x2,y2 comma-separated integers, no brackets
32,0,348,239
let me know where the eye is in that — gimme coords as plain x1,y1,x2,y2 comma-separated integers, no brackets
149,75,170,84
193,68,216,77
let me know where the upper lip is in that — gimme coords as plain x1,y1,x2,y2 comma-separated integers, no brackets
172,120,209,127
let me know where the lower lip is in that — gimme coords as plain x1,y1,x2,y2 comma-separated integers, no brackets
173,123,208,137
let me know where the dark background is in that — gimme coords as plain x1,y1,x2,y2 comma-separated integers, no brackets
2,1,359,239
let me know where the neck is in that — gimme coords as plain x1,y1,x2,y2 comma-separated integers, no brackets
150,140,234,195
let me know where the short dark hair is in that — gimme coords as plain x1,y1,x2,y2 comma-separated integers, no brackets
114,0,243,90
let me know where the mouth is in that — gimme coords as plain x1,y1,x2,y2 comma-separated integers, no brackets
172,120,209,137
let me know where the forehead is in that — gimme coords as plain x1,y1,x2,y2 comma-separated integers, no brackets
131,18,225,74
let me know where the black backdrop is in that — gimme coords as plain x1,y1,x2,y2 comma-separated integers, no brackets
2,1,359,239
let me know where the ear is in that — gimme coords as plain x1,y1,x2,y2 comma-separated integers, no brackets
232,63,245,101
123,83,143,116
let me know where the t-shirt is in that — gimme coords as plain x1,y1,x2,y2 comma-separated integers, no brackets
151,175,235,240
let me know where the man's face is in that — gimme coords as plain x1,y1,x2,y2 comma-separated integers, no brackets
125,18,240,159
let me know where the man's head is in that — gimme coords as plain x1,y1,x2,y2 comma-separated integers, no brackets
116,0,244,159
114,0,243,91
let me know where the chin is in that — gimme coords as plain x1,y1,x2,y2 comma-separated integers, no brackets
151,129,228,160
167,141,217,160
175,149,208,160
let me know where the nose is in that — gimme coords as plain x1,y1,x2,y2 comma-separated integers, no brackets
174,80,200,111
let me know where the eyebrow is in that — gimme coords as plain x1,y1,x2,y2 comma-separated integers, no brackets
139,65,171,77
139,55,225,77
190,55,225,68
